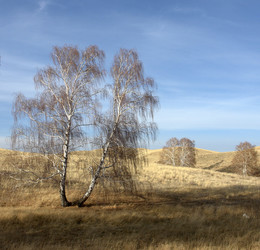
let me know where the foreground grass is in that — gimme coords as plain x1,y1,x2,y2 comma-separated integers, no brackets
2,148,260,249
1,193,260,250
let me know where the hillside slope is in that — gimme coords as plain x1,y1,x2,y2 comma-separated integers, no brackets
1,147,260,193
146,148,234,171
147,147,260,173
140,148,260,192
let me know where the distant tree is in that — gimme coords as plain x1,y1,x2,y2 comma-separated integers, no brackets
11,46,159,207
161,137,179,166
161,137,196,167
178,138,196,167
232,141,258,176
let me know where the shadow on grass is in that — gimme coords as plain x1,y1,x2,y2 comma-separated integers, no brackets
1,185,260,249
148,184,260,209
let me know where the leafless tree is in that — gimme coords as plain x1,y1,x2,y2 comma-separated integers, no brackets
178,138,196,167
161,137,196,167
11,46,159,207
11,45,105,206
232,141,258,176
76,49,158,206
161,137,179,166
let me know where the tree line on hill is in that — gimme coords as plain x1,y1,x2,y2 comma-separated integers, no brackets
160,138,259,177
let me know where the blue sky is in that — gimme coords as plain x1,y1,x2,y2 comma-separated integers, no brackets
1,0,260,152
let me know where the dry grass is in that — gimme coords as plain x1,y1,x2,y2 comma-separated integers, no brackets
141,148,260,189
1,202,260,249
1,147,260,249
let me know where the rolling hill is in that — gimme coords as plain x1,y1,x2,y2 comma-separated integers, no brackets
138,148,260,193
1,146,260,199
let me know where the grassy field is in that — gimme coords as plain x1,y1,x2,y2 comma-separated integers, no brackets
1,148,260,249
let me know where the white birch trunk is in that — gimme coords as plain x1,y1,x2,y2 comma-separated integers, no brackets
77,118,118,207
60,122,71,207
243,163,247,176
171,148,176,166
77,141,109,207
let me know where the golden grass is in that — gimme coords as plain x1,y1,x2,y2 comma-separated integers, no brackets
1,147,260,249
1,202,260,249
140,148,260,189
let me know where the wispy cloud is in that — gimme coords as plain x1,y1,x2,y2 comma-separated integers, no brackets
38,0,48,12
169,6,206,16
1,0,260,151
2,53,45,70
0,53,41,102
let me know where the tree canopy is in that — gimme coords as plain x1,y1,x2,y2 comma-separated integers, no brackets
11,45,159,207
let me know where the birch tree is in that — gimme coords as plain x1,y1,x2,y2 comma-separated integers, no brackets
11,45,105,206
161,137,196,167
161,137,179,166
232,141,258,176
178,138,196,167
11,46,159,207
76,49,158,207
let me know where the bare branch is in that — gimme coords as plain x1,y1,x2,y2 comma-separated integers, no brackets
232,141,258,176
